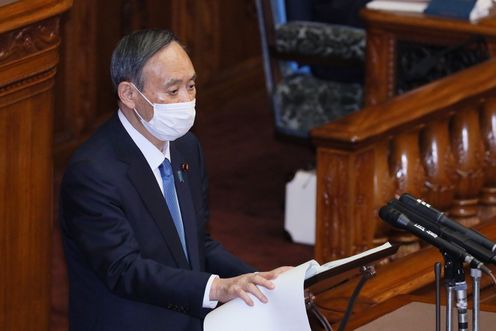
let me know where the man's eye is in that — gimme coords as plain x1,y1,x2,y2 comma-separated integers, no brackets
168,89,178,95
188,84,196,90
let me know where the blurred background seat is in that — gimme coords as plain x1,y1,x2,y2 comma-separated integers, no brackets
255,0,367,138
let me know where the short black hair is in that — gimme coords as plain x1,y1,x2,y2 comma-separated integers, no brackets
110,29,179,91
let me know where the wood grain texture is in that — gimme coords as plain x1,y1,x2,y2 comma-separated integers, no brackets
0,0,72,33
0,17,60,87
363,27,395,106
480,97,496,220
0,18,59,65
362,9,496,38
315,147,376,263
420,119,456,210
312,59,496,147
388,130,425,254
449,106,485,225
0,1,71,330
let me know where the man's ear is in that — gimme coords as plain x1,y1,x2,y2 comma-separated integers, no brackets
117,82,136,109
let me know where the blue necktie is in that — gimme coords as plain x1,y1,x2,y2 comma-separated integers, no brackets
159,159,188,260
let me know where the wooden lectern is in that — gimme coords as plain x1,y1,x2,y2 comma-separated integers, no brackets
0,1,71,330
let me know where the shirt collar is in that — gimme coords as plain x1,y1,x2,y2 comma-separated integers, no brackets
118,109,170,169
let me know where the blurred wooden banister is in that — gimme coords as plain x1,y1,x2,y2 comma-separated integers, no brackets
311,58,496,263
312,58,496,147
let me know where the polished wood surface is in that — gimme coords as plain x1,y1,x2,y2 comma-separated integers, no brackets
312,60,496,146
364,9,496,37
0,1,72,330
0,0,71,33
362,9,496,106
421,119,456,210
342,294,496,330
312,58,496,262
450,106,485,226
480,98,496,220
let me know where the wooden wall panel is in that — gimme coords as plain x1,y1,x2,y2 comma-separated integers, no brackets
0,87,54,331
54,0,97,143
218,1,263,70
0,1,72,330
171,0,262,87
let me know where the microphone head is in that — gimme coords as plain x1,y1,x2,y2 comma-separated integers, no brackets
379,204,411,230
379,204,400,224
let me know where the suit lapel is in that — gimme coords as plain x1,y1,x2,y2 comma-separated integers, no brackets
109,115,190,269
170,142,201,271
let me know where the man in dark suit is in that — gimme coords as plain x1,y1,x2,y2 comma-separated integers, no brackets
60,29,288,331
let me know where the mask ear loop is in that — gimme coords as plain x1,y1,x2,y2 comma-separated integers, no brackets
130,83,154,107
133,107,149,123
130,83,154,123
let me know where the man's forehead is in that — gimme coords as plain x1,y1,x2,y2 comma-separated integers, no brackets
148,42,192,66
142,42,195,82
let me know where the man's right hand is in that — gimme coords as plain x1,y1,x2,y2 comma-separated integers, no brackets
209,266,292,306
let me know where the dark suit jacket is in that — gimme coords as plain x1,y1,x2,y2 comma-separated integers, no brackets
60,113,254,331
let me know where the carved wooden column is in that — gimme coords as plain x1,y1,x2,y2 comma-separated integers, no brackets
315,146,376,262
420,118,456,210
389,130,425,256
450,106,485,226
391,131,426,196
372,141,395,244
0,1,72,331
480,97,496,221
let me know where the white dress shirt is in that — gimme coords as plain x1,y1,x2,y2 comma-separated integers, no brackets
118,110,218,309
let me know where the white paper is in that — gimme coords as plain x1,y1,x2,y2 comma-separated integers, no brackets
204,261,318,331
204,243,392,330
316,242,392,274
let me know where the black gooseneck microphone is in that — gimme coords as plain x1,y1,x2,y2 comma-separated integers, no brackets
388,198,496,264
399,193,496,253
378,204,485,269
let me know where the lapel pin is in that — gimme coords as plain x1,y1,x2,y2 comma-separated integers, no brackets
181,163,189,172
177,170,184,183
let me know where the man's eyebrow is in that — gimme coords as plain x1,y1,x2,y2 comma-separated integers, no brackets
164,74,197,87
164,79,182,87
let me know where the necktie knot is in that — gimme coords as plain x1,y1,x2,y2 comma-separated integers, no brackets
159,159,173,178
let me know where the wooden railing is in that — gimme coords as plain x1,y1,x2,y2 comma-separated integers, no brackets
311,58,496,263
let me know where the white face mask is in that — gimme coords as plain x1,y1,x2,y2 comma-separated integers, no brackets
132,84,196,141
